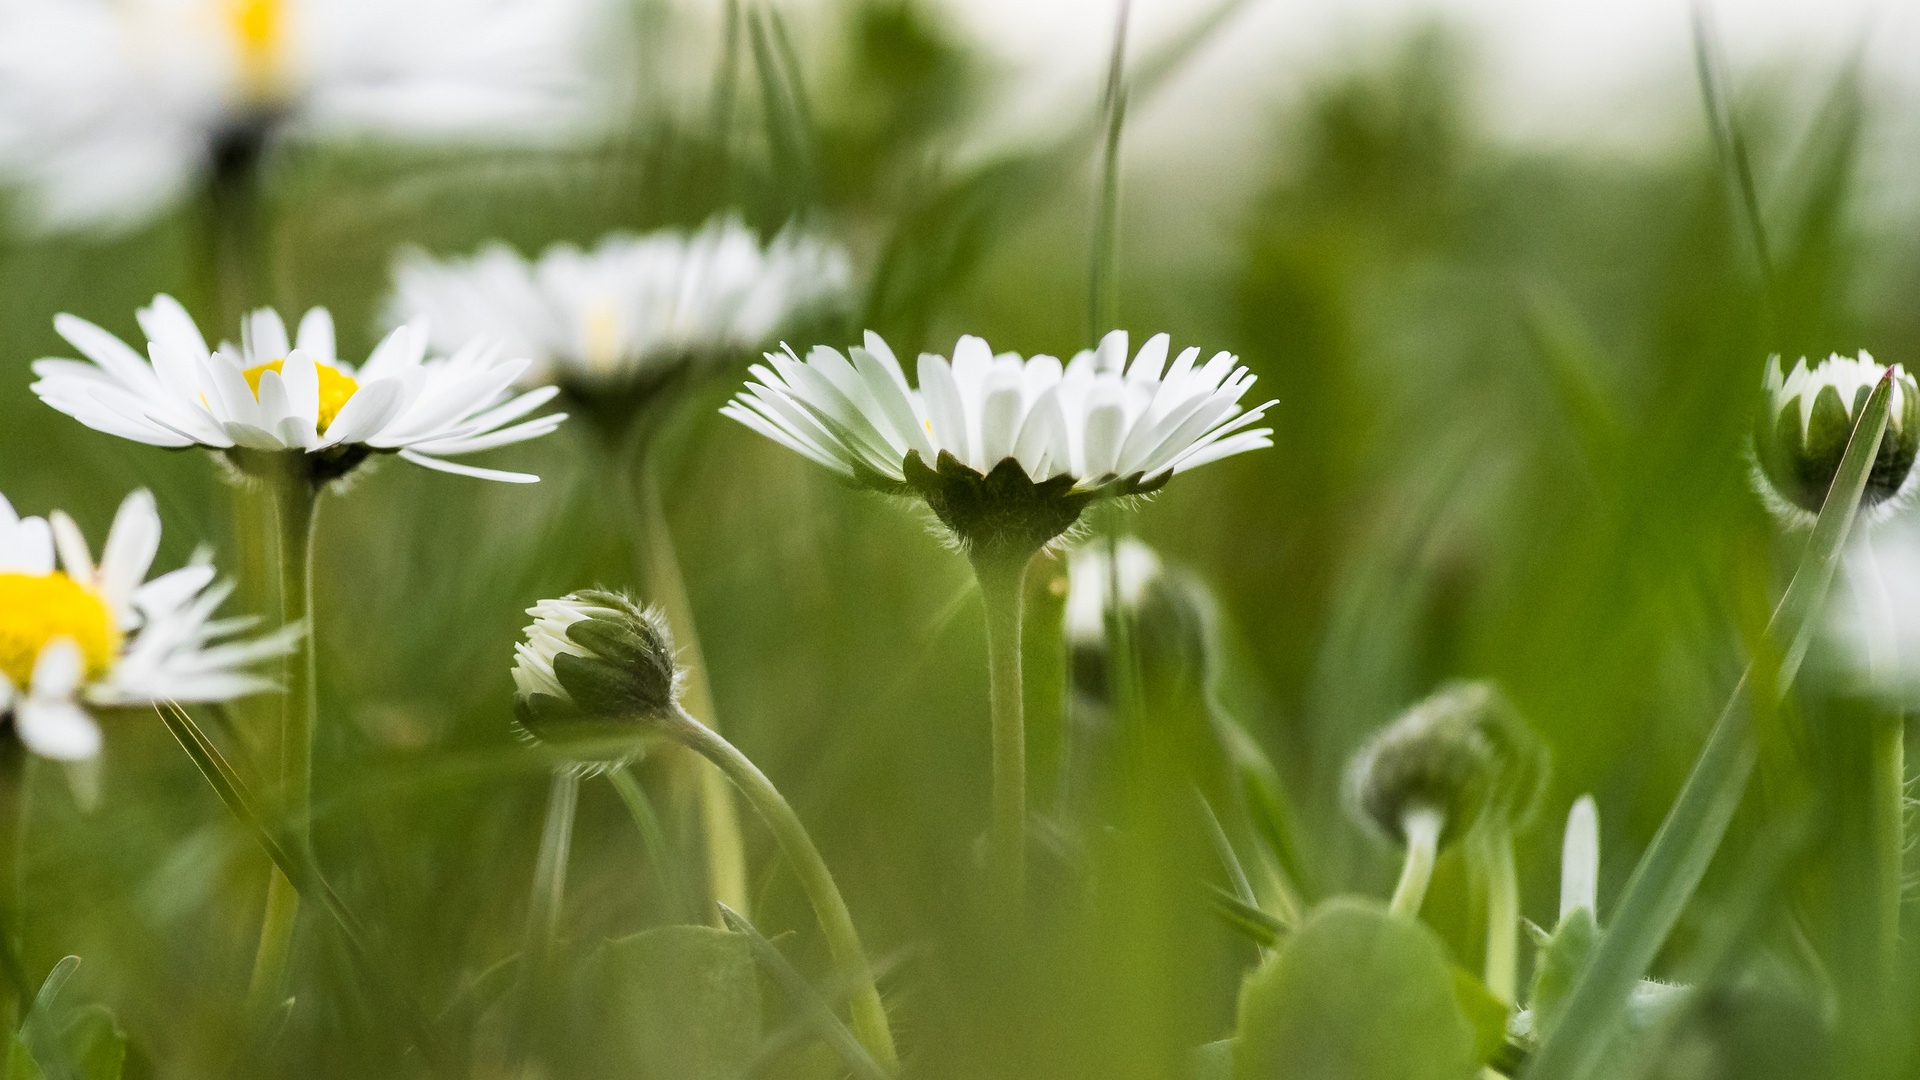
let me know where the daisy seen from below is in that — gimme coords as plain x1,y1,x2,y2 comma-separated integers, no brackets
0,489,295,761
33,294,566,485
0,0,601,233
724,327,1274,920
387,215,851,438
1751,352,1919,529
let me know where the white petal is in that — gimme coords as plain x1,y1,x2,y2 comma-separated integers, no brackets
1560,795,1600,922
136,295,211,360
1127,333,1170,385
54,314,159,393
15,699,101,761
47,512,94,584
1094,330,1128,374
1079,379,1128,478
917,354,971,465
296,308,337,363
245,308,291,363
318,379,404,447
397,449,539,483
1,516,55,576
279,351,322,433
99,490,161,621
977,366,1026,470
29,638,85,699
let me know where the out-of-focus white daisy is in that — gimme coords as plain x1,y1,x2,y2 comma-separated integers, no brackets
723,329,1273,553
1063,537,1165,650
0,0,600,233
0,489,297,760
387,217,852,397
32,294,566,483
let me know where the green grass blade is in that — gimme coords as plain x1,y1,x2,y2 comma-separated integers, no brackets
155,704,447,1075
1088,0,1130,339
1692,10,1776,292
716,904,890,1080
607,766,694,922
1522,371,1894,1080
1206,884,1284,949
18,956,79,1080
1196,790,1256,908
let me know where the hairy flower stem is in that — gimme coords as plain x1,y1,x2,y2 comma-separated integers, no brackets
624,454,751,921
972,547,1033,927
247,467,318,1013
510,769,579,1066
1389,808,1443,918
655,706,898,1071
1481,822,1520,1003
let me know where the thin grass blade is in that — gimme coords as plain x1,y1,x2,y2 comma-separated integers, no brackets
18,956,80,1080
716,904,890,1080
1206,884,1284,949
1522,372,1893,1080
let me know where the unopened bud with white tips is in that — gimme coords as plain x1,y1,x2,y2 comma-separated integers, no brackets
1753,352,1919,527
511,590,680,769
1559,794,1599,925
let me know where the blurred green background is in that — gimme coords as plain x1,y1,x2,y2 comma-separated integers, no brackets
1,1,1917,1077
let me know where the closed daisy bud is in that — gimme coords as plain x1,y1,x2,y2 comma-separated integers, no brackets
1753,352,1920,527
511,590,680,771
1346,683,1500,851
1064,538,1213,705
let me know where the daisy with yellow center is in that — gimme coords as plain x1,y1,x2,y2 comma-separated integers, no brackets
32,297,567,484
0,490,295,761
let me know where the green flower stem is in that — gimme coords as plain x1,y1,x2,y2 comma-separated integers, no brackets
1388,808,1442,918
0,747,31,1034
972,548,1032,925
1848,546,1906,991
655,705,898,1072
510,769,579,1063
247,465,318,1012
1481,821,1520,1003
1523,372,1894,1080
626,455,751,920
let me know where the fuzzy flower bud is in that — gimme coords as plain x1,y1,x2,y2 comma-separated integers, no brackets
511,590,680,768
1346,681,1542,849
1753,352,1919,526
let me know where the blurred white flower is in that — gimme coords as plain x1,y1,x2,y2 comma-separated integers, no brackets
1063,537,1164,650
32,295,566,483
725,329,1274,493
0,0,600,232
0,489,297,760
386,217,852,391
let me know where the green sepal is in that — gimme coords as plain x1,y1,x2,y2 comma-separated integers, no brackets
552,650,672,721
565,618,655,672
1525,906,1597,1044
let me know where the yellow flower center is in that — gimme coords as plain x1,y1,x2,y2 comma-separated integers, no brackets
243,360,360,433
225,0,287,101
0,573,118,691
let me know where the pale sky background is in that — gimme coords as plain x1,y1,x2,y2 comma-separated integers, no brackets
907,0,1920,255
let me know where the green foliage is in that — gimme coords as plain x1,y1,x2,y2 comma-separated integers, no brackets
1231,899,1485,1080
578,926,762,1080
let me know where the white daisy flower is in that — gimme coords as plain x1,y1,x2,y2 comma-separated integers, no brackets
723,329,1274,553
1752,351,1920,528
387,216,852,396
31,294,566,484
0,0,600,233
0,489,297,761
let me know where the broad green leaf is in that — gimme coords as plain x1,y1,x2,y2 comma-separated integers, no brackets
56,1007,123,1080
1192,1039,1234,1080
584,925,761,1080
1232,897,1480,1080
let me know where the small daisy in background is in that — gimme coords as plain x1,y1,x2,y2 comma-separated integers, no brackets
725,327,1273,919
0,489,296,761
0,0,603,233
387,215,852,438
32,294,566,484
1750,352,1919,530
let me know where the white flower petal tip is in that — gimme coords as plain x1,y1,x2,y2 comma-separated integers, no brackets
725,329,1273,551
0,487,297,762
1559,794,1600,923
384,216,853,409
35,296,565,484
